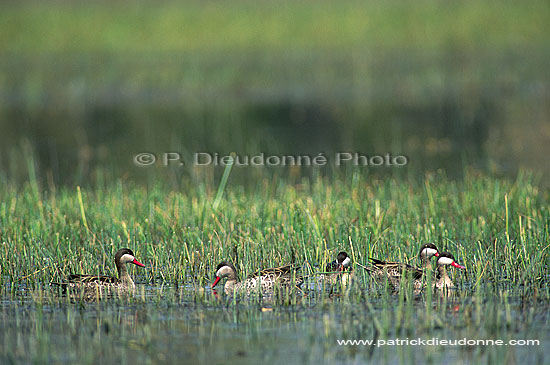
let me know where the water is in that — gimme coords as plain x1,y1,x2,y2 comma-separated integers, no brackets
1,279,548,364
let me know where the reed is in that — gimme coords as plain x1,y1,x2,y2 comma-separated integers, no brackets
0,171,549,363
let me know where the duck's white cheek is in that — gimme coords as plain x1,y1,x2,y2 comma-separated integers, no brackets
121,254,135,263
425,248,438,257
438,257,453,266
342,257,351,267
216,266,232,278
216,268,227,277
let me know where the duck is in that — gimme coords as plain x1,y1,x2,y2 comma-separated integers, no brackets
54,248,145,300
211,261,304,295
434,252,466,289
320,251,353,287
366,243,440,290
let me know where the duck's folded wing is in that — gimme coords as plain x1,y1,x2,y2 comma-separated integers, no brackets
66,274,118,284
325,262,336,272
368,258,423,278
396,263,424,279
248,264,301,279
368,257,400,270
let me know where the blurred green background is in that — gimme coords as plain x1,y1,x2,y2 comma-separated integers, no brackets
1,0,548,186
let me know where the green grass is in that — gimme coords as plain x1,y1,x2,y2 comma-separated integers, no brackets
1,0,548,52
2,0,549,189
0,170,548,288
0,171,549,363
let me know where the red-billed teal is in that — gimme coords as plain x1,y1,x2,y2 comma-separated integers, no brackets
434,251,466,289
366,243,440,290
212,262,303,295
55,248,145,300
321,251,354,287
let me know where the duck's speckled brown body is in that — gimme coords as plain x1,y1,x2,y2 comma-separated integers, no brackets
366,243,439,291
212,262,303,295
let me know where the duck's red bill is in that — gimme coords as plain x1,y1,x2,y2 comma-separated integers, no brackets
435,252,440,257
133,259,146,267
212,276,221,288
451,262,466,269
